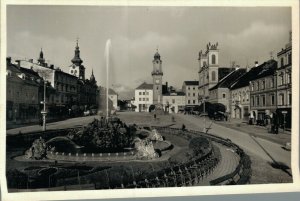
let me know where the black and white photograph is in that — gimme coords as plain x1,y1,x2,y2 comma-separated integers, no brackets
1,0,299,200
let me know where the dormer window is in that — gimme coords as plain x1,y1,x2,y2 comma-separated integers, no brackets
18,73,26,80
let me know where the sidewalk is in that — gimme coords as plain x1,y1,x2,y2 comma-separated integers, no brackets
214,118,291,146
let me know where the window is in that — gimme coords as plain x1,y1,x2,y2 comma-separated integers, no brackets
188,93,190,97
262,80,265,89
271,94,275,105
287,72,291,84
157,86,159,90
279,73,284,85
256,96,259,106
188,100,190,104
143,98,145,101
251,97,254,106
188,87,190,90
279,93,284,105
262,95,266,106
256,82,260,91
172,99,175,104
212,71,216,81
139,92,142,95
212,54,216,64
193,100,195,104
193,93,195,97
288,93,292,105
281,57,284,67
143,92,145,95
139,98,141,101
222,93,226,98
193,87,195,90
270,77,274,88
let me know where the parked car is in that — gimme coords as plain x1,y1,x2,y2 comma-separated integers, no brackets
83,110,90,116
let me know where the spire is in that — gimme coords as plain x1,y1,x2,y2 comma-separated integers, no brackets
90,68,96,84
38,48,45,65
154,47,161,60
71,38,83,66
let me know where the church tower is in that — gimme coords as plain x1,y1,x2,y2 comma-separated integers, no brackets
152,49,163,104
198,42,219,98
69,39,85,80
37,48,46,66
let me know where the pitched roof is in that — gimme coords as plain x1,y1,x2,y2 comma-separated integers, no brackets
209,68,247,91
218,67,236,80
184,81,199,86
253,59,277,80
136,82,153,90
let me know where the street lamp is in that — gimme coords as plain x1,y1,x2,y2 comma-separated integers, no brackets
41,80,48,131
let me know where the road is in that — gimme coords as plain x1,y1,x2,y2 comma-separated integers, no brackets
174,114,291,169
7,112,291,169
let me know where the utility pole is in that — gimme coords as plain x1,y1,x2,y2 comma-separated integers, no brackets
41,80,48,131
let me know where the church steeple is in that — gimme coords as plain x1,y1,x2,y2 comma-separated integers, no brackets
90,69,96,84
71,38,83,66
38,48,45,65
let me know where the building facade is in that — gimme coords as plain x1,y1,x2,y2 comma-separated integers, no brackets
209,68,246,112
6,57,41,125
182,81,199,106
134,82,154,112
276,33,292,128
162,92,185,113
249,60,277,123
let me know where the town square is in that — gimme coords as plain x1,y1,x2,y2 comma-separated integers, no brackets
3,4,294,193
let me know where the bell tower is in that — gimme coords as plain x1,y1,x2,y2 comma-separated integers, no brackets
69,38,85,80
152,49,163,104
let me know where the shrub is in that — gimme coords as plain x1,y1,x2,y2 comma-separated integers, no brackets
189,137,210,156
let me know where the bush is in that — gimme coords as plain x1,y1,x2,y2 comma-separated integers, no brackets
189,137,210,156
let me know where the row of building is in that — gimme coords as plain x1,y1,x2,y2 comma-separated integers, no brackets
133,32,292,128
6,41,118,126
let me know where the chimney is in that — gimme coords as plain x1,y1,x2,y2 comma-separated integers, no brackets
255,61,259,67
50,64,54,69
6,57,11,65
15,60,21,68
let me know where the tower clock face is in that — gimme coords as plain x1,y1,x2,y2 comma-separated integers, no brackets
155,79,160,84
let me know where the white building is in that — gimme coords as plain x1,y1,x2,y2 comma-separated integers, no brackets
134,82,153,112
182,81,199,106
162,92,185,113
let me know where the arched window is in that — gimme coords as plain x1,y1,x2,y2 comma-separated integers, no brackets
212,54,216,64
212,71,216,81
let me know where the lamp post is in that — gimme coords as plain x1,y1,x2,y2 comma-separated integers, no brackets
41,80,48,131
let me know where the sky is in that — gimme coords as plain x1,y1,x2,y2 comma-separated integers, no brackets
7,6,291,99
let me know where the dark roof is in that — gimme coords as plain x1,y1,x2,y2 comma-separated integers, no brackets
209,68,247,91
19,67,40,78
184,81,199,86
136,82,153,90
253,59,277,80
218,67,236,80
230,60,277,90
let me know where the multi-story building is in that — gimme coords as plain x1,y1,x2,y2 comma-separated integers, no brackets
162,91,185,113
6,57,41,125
134,82,153,112
198,42,235,100
209,68,246,112
276,33,292,128
182,81,199,106
230,63,261,120
249,59,277,123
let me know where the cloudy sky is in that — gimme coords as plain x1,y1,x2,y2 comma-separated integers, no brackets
7,6,291,99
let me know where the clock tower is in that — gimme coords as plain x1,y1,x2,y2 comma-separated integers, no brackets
152,49,163,104
69,39,85,80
